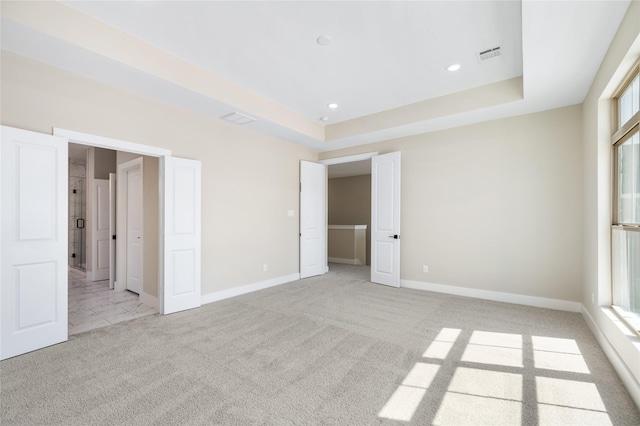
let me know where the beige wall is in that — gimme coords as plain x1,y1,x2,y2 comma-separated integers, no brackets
321,105,584,302
581,1,640,387
328,229,356,260
328,228,366,265
1,51,317,296
94,147,116,179
328,175,371,265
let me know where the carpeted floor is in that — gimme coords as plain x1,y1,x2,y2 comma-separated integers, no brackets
1,264,639,425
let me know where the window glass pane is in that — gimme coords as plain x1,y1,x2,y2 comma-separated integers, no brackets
618,75,639,128
618,132,640,224
613,229,640,317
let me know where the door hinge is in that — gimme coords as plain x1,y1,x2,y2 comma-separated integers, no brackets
300,182,302,192
112,235,116,240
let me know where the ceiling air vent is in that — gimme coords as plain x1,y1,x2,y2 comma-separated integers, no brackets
477,46,501,63
221,112,255,125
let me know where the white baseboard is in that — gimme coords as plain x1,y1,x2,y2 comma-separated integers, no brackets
581,306,640,409
400,279,582,312
201,273,301,305
140,291,158,310
328,257,363,265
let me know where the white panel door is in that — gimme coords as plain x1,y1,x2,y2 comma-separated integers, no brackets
116,158,143,293
91,179,110,281
162,157,201,315
371,152,401,287
300,161,326,279
126,168,143,294
109,173,116,290
1,126,68,360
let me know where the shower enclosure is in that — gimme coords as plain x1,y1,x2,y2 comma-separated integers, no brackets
69,160,86,271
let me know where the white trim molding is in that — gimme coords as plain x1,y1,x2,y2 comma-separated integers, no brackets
319,152,378,165
400,279,582,312
329,224,367,230
582,306,640,408
328,257,363,265
201,273,300,305
53,128,171,157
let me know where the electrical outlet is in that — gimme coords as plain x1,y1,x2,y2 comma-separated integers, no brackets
263,264,268,272
423,265,429,273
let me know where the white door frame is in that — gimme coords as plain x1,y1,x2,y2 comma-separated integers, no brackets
319,152,378,167
109,173,117,290
54,128,171,313
117,158,143,294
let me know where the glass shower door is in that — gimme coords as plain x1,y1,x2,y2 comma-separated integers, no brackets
69,178,86,271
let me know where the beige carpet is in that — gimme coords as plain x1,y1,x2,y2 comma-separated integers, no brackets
1,264,639,425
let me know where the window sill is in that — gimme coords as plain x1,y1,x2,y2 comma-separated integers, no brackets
612,305,640,337
582,306,640,407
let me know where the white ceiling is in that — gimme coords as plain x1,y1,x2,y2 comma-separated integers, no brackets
61,0,523,123
0,1,632,152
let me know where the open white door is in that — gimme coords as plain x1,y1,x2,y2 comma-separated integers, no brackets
162,157,201,315
116,158,143,294
126,167,143,294
109,173,116,290
91,179,110,281
300,161,326,279
1,126,68,360
371,152,401,287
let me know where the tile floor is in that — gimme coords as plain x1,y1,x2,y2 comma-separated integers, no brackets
68,268,157,335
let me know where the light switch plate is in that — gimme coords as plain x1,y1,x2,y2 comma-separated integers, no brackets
287,210,295,217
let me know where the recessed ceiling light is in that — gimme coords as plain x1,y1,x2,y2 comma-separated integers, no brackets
447,64,461,72
320,116,329,121
317,35,331,46
328,103,338,109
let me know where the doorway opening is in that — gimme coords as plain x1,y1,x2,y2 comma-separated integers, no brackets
320,153,377,278
1,125,202,360
66,143,159,335
327,161,372,268
312,151,401,287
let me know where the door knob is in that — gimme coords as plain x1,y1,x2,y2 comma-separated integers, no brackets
388,234,399,239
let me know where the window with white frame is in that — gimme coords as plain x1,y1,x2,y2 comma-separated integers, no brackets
612,64,640,334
